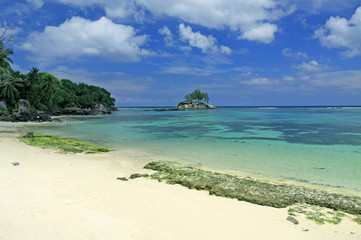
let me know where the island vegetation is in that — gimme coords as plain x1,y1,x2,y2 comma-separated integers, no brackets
0,28,115,117
20,132,111,154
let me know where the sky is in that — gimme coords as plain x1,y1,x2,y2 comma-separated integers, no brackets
1,0,361,106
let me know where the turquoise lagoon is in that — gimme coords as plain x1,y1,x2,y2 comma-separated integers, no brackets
29,107,361,194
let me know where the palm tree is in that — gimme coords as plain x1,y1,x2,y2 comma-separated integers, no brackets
0,28,14,74
0,74,23,106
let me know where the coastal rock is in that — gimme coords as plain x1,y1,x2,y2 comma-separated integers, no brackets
61,107,92,115
92,104,111,115
24,132,35,138
0,100,7,110
287,216,299,225
18,99,31,113
129,173,149,179
53,105,112,116
116,177,128,181
12,110,38,122
0,100,53,122
153,102,216,111
38,113,53,122
176,101,216,110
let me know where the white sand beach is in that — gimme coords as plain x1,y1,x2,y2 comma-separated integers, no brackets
0,122,360,240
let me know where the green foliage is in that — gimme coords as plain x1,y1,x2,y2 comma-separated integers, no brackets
20,133,112,154
0,74,23,107
353,215,361,225
144,161,361,215
184,89,209,103
0,30,116,111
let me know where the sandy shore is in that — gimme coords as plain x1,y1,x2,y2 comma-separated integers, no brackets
0,122,360,240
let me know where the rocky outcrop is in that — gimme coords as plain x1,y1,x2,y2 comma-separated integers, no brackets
176,101,216,110
0,100,115,122
0,99,53,122
18,99,31,113
51,104,113,116
153,101,216,111
92,104,111,114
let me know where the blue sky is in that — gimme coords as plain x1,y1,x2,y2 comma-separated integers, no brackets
1,0,361,106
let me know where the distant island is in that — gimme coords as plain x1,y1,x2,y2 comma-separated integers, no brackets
0,29,116,122
154,89,216,111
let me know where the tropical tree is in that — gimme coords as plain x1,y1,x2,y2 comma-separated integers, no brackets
184,89,210,103
184,93,193,102
0,28,14,75
0,74,23,106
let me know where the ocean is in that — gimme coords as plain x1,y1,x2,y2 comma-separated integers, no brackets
28,107,361,194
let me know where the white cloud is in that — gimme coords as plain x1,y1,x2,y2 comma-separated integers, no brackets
54,0,295,43
179,23,217,53
162,65,221,76
288,0,358,13
220,45,232,55
282,48,309,60
242,77,271,85
158,26,173,45
309,70,361,89
20,17,150,64
293,60,333,73
314,7,361,57
26,0,44,8
179,23,231,54
240,23,278,43
283,75,295,81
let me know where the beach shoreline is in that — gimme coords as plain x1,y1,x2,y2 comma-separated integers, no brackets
1,122,360,240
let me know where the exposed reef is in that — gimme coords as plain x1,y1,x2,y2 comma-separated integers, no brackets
144,161,361,217
19,133,111,154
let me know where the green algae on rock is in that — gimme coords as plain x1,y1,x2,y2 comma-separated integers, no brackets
288,204,347,225
20,133,111,154
144,161,361,218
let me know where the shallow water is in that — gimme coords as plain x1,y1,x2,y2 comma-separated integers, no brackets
29,107,361,193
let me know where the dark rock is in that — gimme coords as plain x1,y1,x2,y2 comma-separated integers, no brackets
116,177,128,181
61,107,92,115
129,173,149,179
18,99,31,113
24,132,34,138
302,229,309,232
287,216,299,225
12,162,20,166
38,113,53,122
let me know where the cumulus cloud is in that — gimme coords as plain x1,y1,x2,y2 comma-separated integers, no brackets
240,23,278,43
20,17,150,64
54,0,295,43
314,7,361,57
179,24,218,53
179,23,231,54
